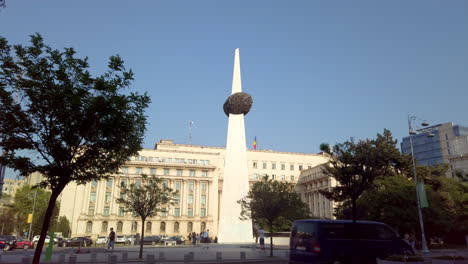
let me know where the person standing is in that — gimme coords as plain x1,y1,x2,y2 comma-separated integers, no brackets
108,228,115,253
258,228,265,250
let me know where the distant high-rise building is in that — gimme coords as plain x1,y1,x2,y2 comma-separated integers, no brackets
401,122,468,177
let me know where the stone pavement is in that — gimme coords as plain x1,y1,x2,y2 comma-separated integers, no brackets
0,244,289,264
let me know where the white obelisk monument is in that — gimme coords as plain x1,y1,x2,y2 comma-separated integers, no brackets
218,49,254,243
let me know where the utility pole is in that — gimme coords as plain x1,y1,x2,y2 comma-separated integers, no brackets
28,190,38,241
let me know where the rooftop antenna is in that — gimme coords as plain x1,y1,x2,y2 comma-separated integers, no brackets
188,121,194,145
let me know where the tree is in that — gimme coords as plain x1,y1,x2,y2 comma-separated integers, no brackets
320,129,409,223
53,216,71,238
12,185,59,238
0,34,150,264
338,165,468,245
238,176,310,257
116,175,176,259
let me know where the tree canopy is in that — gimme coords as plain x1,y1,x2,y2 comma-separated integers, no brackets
0,33,150,264
320,129,410,222
238,176,310,256
117,175,176,259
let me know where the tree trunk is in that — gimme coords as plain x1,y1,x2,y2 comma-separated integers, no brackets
139,217,145,259
32,189,60,264
269,222,273,257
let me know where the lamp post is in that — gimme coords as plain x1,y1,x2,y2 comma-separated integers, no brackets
407,115,431,253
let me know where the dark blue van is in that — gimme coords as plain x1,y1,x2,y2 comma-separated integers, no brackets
289,219,414,264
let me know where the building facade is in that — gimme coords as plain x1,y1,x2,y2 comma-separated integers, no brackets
401,122,468,177
59,139,328,239
295,164,336,219
1,178,26,197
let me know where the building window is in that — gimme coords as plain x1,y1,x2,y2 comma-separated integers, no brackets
174,208,180,217
201,222,206,231
90,192,96,202
272,163,276,170
91,180,98,187
281,164,285,170
201,195,206,205
160,222,166,233
201,170,208,177
86,221,93,233
136,167,143,175
188,208,193,217
163,180,168,188
106,179,113,188
188,194,193,204
200,208,206,217
122,167,128,174
175,194,180,205
117,221,123,232
175,182,182,191
101,221,108,232
290,165,294,170
135,178,141,187
177,169,183,176
253,162,257,168
120,178,127,187
103,206,110,216
160,209,167,217
118,207,124,216
132,221,138,233
174,222,179,233
201,182,207,191
188,181,194,191
299,165,303,170
272,174,276,180
88,206,95,215
146,222,152,233
105,192,111,203
291,175,295,181
150,168,156,175
189,170,195,177
281,175,285,181
164,169,170,175
262,163,267,169
187,222,193,232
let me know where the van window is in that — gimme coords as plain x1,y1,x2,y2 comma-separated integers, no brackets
323,223,395,240
356,224,395,240
291,222,318,250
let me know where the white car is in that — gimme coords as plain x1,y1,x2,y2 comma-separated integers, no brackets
32,235,58,244
115,235,127,244
95,236,108,245
159,235,169,241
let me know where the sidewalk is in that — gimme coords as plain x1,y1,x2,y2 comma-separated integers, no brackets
0,244,289,264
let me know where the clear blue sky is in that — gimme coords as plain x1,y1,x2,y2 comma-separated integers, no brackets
2,0,468,178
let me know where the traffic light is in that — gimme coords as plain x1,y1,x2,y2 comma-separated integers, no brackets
27,213,33,223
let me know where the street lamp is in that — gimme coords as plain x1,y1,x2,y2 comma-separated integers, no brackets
407,115,430,253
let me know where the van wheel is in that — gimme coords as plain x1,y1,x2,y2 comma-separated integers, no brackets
23,244,30,249
4,245,10,251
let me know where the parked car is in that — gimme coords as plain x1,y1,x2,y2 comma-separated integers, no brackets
115,235,127,244
139,236,161,245
60,237,93,247
289,219,415,264
159,235,169,241
16,237,33,249
164,236,184,245
95,236,108,245
32,235,58,244
0,235,17,251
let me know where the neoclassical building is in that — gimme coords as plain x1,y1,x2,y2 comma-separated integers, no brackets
59,139,328,239
295,164,336,219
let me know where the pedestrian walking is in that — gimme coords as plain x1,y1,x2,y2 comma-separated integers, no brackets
258,228,265,250
107,228,115,253
191,232,196,246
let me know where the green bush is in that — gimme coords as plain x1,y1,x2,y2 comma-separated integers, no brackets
385,255,424,262
432,256,466,260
